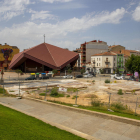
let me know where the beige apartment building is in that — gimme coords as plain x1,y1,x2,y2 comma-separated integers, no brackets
90,51,118,74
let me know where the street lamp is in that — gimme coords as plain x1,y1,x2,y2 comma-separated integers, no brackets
60,66,61,78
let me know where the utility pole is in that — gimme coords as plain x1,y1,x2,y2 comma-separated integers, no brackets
44,84,48,101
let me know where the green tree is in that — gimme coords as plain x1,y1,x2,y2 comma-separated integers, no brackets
125,54,136,75
52,69,58,74
67,69,72,74
133,55,140,78
80,69,85,74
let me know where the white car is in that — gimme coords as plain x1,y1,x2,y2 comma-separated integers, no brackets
83,74,93,78
115,76,124,80
63,75,73,79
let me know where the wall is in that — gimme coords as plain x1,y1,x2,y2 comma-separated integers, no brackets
110,45,125,52
86,42,108,63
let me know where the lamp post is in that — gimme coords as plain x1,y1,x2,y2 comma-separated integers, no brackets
60,66,61,78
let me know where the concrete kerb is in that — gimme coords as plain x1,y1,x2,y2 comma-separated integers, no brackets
0,101,98,140
25,97,140,126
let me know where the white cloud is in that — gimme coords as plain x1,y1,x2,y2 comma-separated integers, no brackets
29,9,56,20
41,0,72,3
0,0,30,21
132,5,140,21
0,7,126,50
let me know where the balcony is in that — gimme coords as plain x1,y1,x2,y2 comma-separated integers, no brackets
93,60,95,64
81,53,86,56
105,60,110,64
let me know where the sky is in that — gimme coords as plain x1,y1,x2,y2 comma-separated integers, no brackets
0,0,140,52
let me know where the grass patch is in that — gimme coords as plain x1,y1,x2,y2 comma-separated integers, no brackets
84,94,98,98
46,100,140,121
117,89,123,95
9,90,15,92
0,87,6,94
50,88,65,97
37,88,40,90
0,104,85,140
67,88,78,92
39,93,46,96
66,95,70,98
72,95,79,99
105,79,110,83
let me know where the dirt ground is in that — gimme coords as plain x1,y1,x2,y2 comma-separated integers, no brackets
22,78,140,114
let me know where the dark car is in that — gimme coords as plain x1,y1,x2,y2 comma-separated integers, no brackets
25,76,36,80
39,76,49,80
89,72,96,77
128,76,136,81
76,75,83,78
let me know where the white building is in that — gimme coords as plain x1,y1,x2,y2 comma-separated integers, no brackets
89,51,119,74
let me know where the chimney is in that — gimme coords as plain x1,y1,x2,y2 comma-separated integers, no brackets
5,43,7,45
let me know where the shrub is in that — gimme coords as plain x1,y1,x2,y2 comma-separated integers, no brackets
39,93,46,96
72,95,79,99
50,88,58,97
52,69,58,74
84,94,98,98
67,69,72,74
105,79,110,83
80,69,85,74
111,102,126,110
114,81,117,83
92,80,95,83
91,99,103,107
117,89,123,95
66,95,70,98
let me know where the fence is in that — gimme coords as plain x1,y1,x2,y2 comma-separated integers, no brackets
1,80,140,116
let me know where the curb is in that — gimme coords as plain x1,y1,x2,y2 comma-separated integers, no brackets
25,97,140,126
0,101,98,140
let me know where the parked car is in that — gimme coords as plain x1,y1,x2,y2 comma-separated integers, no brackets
25,76,36,80
63,75,73,79
83,74,93,78
110,74,117,79
89,72,96,77
39,76,49,80
127,73,133,76
128,76,136,81
115,76,124,80
76,75,83,78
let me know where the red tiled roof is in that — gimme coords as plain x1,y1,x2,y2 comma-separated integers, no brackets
92,51,117,56
9,43,79,70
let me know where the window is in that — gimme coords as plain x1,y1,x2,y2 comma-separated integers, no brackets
97,63,98,66
97,58,98,61
99,63,100,66
114,63,115,66
114,58,115,61
99,58,100,61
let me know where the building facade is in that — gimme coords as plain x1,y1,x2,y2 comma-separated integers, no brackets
75,40,108,69
0,43,19,70
91,51,117,74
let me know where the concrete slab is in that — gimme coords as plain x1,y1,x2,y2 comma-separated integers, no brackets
0,97,140,140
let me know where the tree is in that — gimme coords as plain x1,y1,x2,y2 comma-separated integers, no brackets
125,54,136,75
15,69,22,80
67,69,72,74
133,55,140,78
52,69,58,75
80,69,85,74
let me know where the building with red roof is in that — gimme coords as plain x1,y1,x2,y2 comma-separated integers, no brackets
9,43,79,72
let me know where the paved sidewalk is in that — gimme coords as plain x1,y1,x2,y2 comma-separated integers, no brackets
0,97,140,140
